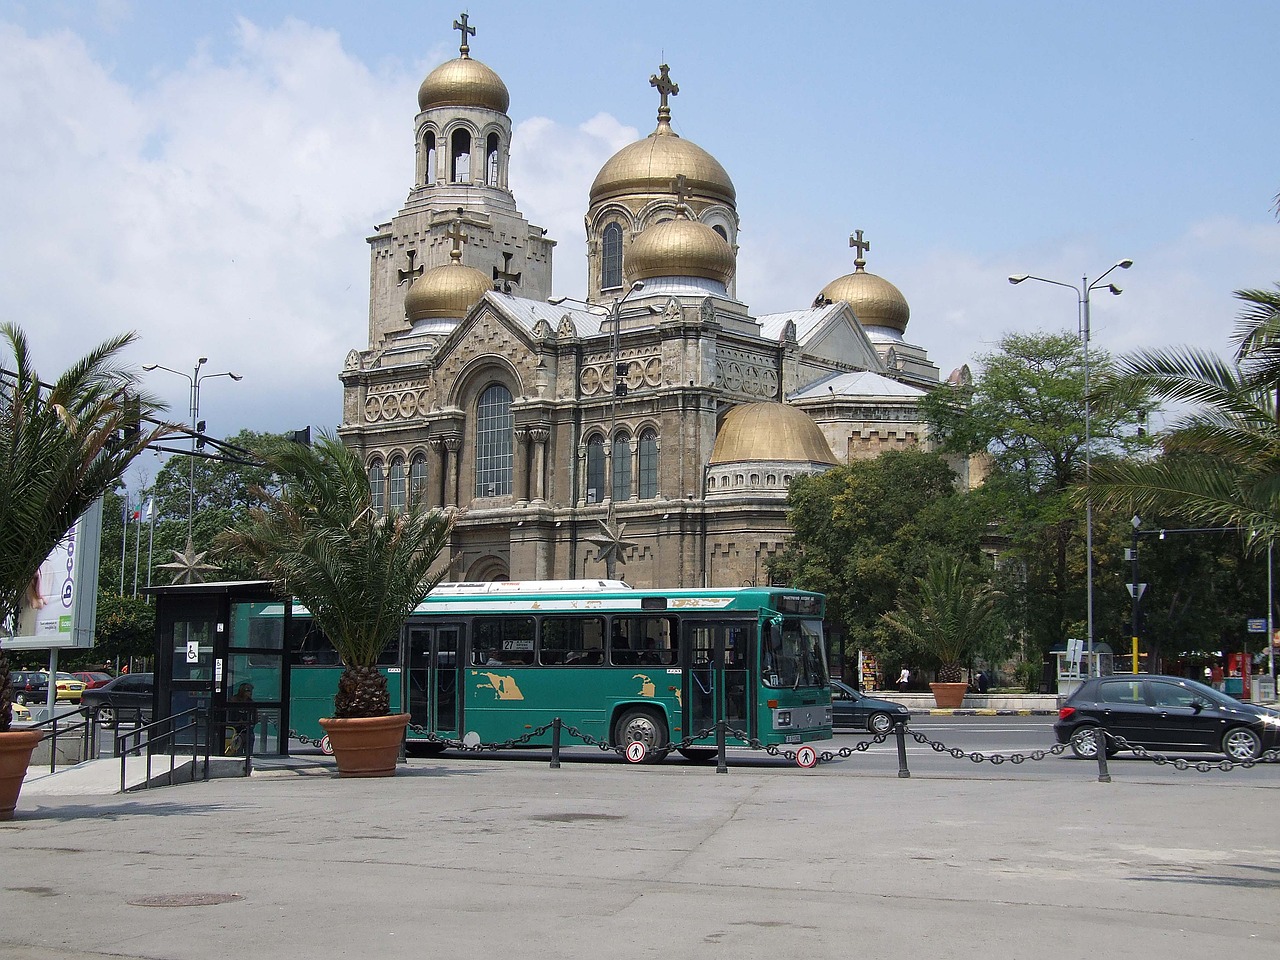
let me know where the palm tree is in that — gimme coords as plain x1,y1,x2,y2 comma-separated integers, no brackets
0,325,167,731
218,434,453,718
881,555,1003,683
1090,285,1280,547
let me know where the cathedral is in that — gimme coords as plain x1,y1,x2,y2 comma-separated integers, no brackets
338,15,944,588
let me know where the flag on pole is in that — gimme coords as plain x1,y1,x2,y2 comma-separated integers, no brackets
144,498,154,521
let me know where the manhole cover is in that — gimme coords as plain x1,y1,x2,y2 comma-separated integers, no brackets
128,893,243,907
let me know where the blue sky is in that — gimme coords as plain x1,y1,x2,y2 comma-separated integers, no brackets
2,0,1277,464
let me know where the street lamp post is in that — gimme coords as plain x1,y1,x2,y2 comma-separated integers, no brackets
142,358,242,546
549,282,654,579
1010,259,1132,676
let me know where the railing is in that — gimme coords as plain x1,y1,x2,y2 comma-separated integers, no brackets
111,706,254,792
26,705,97,774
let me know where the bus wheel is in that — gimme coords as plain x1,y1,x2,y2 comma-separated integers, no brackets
678,747,717,763
614,708,669,763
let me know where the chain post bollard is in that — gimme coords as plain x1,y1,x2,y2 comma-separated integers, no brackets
894,719,911,778
716,718,728,774
1095,729,1112,783
550,717,562,769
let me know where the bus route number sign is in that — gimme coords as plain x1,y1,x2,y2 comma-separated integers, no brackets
625,741,647,763
795,745,817,769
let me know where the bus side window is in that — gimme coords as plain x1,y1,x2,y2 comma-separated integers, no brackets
542,616,604,666
474,617,535,666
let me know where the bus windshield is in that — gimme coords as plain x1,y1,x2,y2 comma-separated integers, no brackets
762,618,828,689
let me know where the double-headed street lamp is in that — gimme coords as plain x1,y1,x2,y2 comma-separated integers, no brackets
1009,259,1132,675
143,357,242,545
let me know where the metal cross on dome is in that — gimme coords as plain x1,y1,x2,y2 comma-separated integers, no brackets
849,229,871,269
649,63,679,122
446,209,468,260
453,13,475,57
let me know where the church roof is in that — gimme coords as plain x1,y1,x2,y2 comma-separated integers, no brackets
489,293,601,335
757,303,845,343
790,370,927,401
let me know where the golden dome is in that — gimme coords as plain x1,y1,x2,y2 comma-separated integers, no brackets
590,123,735,207
820,266,910,334
404,260,492,322
417,56,510,114
710,403,838,466
625,215,736,285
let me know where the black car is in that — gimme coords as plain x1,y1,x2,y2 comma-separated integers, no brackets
1054,674,1280,761
81,673,155,727
9,670,46,705
830,679,911,734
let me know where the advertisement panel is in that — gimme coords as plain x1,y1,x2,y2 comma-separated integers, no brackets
3,497,103,650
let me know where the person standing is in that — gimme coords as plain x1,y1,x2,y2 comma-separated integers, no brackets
896,667,910,693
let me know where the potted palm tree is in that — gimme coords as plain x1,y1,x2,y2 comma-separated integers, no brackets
0,325,167,819
882,556,1003,709
219,434,452,777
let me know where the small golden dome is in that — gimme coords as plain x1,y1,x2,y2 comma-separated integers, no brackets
404,260,492,321
624,215,736,285
590,123,735,207
710,403,838,465
417,56,510,114
820,266,910,334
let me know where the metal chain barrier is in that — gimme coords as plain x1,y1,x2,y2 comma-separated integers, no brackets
1098,728,1280,773
907,728,1071,764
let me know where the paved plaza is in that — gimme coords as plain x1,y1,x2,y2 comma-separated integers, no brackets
3,753,1278,960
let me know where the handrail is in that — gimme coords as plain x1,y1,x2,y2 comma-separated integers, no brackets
113,706,253,792
25,705,96,774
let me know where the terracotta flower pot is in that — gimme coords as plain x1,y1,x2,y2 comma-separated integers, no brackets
929,682,968,709
318,713,410,778
0,729,43,821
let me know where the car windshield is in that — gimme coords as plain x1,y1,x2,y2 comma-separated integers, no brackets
762,618,828,689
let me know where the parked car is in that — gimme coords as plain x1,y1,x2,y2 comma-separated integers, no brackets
9,670,85,704
9,670,46,704
81,673,155,727
1054,674,1280,761
830,678,911,734
70,671,113,690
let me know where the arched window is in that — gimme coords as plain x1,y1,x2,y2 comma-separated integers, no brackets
424,131,436,185
388,457,406,513
410,454,428,505
451,128,471,183
368,460,385,515
638,429,658,499
611,432,631,502
585,435,605,504
486,132,500,186
601,222,623,290
712,224,728,240
474,384,513,497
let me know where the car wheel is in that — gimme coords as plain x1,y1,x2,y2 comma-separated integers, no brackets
1222,727,1262,761
95,704,116,727
613,707,670,763
868,712,895,735
1070,725,1106,760
15,693,29,706
678,747,717,763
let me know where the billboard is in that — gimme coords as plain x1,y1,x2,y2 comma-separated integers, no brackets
3,497,103,650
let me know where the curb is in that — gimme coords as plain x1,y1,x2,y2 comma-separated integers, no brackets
910,708,1059,717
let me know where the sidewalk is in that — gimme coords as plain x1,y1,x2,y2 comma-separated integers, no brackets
3,754,1277,959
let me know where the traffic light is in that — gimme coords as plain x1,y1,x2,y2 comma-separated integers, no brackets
121,394,140,443
289,426,311,446
614,362,628,397
195,420,206,450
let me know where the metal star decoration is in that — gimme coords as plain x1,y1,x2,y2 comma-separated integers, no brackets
157,538,222,585
584,509,635,580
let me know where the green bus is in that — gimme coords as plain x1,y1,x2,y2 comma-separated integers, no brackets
400,580,832,762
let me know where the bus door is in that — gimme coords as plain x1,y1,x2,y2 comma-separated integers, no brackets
685,620,752,739
406,624,462,739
